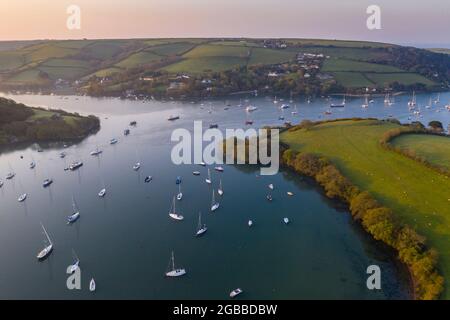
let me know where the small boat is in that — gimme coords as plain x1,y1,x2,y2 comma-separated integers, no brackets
169,197,184,220
124,129,130,136
280,104,290,109
195,212,207,237
168,115,180,121
110,138,118,145
214,166,224,172
90,148,103,156
229,288,243,298
133,162,141,171
434,93,440,104
69,250,80,273
18,193,27,202
98,188,106,197
176,184,183,201
209,124,219,129
129,121,137,126
6,172,15,180
248,220,253,227
291,104,298,115
330,95,346,108
144,176,153,183
246,106,258,112
67,197,80,224
165,251,186,277
245,120,254,125
43,178,53,188
267,194,273,201
69,161,83,171
210,189,220,212
408,91,417,107
205,169,212,184
283,217,290,224
30,161,36,169
176,176,182,184
287,192,294,196
278,116,285,120
324,110,332,115
89,278,96,292
362,95,369,108
0,180,3,188
37,223,53,260
60,152,66,158
218,179,224,196
192,171,200,176
268,184,274,190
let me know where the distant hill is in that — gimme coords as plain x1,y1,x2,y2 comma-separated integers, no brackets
0,38,448,97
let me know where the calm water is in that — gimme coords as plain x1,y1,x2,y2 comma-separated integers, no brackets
0,92,448,299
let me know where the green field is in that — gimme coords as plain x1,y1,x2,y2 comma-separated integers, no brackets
115,51,162,68
287,39,394,48
0,51,25,71
365,72,436,86
392,134,450,171
281,119,450,299
322,58,403,73
331,72,374,87
147,42,194,56
163,56,247,73
5,68,44,84
184,44,250,58
248,47,296,65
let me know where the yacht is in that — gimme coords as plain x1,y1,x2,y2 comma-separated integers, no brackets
268,183,274,190
291,104,298,115
60,152,66,159
267,194,273,201
67,197,80,224
210,189,220,212
89,278,96,292
169,197,184,220
218,179,224,196
30,161,36,169
133,162,141,171
280,104,290,110
192,171,200,176
246,106,258,112
283,217,290,224
330,95,346,108
110,138,118,145
229,288,243,298
176,184,183,201
43,178,53,188
69,250,80,273
165,251,186,277
195,212,207,237
144,176,153,183
69,161,83,171
90,148,103,156
6,172,15,180
205,169,212,184
408,91,417,107
18,193,27,202
37,224,53,260
199,161,206,166
287,191,294,196
168,115,180,121
362,95,369,108
434,93,440,105
214,166,224,172
98,188,106,197
248,220,253,227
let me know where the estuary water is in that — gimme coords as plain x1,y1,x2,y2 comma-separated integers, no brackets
0,91,448,299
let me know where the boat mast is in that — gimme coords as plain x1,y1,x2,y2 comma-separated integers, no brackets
171,251,175,271
41,223,52,245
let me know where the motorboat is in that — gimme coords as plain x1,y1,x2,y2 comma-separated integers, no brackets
69,162,83,171
18,193,27,202
229,288,243,298
43,178,53,188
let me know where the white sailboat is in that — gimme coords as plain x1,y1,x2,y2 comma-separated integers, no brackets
210,189,220,212
169,196,184,220
98,188,106,197
69,249,80,273
205,168,212,184
408,91,416,107
283,217,290,224
230,288,243,298
37,223,53,260
434,93,440,105
248,220,253,227
18,193,27,202
165,251,186,277
268,183,274,190
218,179,224,196
67,197,80,224
133,162,141,171
291,104,298,115
362,95,369,108
90,146,102,156
176,184,183,201
195,212,207,236
89,278,96,292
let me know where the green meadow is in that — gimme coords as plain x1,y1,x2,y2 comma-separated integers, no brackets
281,119,450,299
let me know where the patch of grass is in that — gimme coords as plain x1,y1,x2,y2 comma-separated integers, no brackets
281,119,450,299
365,72,436,86
392,134,450,170
162,56,247,73
323,58,403,73
90,67,123,78
147,42,195,56
210,40,260,47
5,69,44,84
82,41,125,60
40,58,90,68
183,44,250,58
248,47,296,65
331,72,374,87
287,39,394,48
24,45,77,63
0,51,25,71
28,108,55,120
296,46,392,61
115,51,162,68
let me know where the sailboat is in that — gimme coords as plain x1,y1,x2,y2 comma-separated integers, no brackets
210,189,220,212
90,146,103,156
165,251,186,277
268,183,274,190
30,159,36,169
434,93,440,105
43,178,53,188
408,91,417,107
69,249,80,273
18,193,27,202
384,93,390,104
37,223,53,260
205,168,212,184
425,97,432,109
195,212,207,236
98,188,106,197
133,162,141,171
176,184,183,201
248,220,253,227
330,95,346,108
110,138,118,145
0,180,3,188
291,104,298,115
230,288,243,298
89,278,96,292
362,95,369,108
67,197,80,224
246,105,258,112
169,196,184,220
218,179,224,196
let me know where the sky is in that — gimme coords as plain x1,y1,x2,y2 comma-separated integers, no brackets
0,0,449,47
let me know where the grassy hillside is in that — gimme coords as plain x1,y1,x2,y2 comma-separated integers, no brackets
392,134,450,171
0,38,447,94
280,119,450,299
